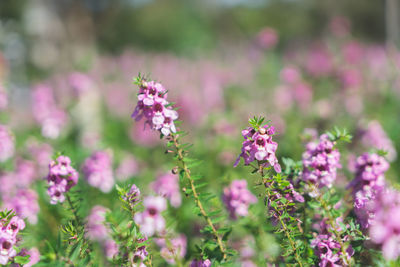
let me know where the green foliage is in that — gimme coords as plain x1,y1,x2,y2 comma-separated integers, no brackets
326,127,353,143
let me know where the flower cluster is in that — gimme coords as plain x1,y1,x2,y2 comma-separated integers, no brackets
151,172,181,208
32,84,67,139
348,153,389,228
311,234,353,267
234,124,281,173
0,215,25,265
0,124,14,162
82,151,114,193
47,155,79,204
134,196,167,237
302,134,341,194
132,80,178,136
222,180,257,219
311,218,353,266
369,189,400,260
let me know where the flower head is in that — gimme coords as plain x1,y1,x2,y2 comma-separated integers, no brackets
132,79,178,137
47,155,79,204
82,151,114,193
302,134,341,194
134,196,167,237
223,180,257,219
234,123,281,173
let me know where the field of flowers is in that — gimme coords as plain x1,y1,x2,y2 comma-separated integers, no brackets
0,11,400,266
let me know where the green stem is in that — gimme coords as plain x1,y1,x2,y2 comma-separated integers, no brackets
258,164,303,267
171,133,227,260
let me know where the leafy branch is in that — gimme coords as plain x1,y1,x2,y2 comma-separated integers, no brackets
256,163,305,267
166,132,228,261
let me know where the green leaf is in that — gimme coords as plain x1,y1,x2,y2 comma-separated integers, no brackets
14,255,30,265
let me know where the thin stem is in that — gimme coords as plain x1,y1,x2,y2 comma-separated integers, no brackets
66,194,81,227
315,193,351,266
65,193,92,259
171,133,227,260
258,163,303,267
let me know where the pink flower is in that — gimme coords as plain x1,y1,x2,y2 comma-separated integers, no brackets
256,27,278,50
369,189,400,260
32,84,67,139
223,180,257,219
0,237,16,265
2,189,39,224
302,134,341,195
116,155,140,181
134,196,167,237
87,206,109,241
0,125,14,162
47,155,79,204
234,124,281,173
82,151,114,193
132,80,179,137
361,120,397,162
306,45,333,77
104,239,118,259
280,66,301,84
151,173,181,208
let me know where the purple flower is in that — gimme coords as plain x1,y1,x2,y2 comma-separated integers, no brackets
27,141,53,175
256,27,278,50
0,214,25,265
32,84,67,139
190,259,212,267
0,236,16,265
132,80,178,137
82,151,114,193
134,196,167,237
361,120,397,161
2,189,39,224
151,173,181,208
0,125,14,162
125,184,141,205
369,189,400,260
47,155,79,204
87,206,109,242
116,155,139,181
348,153,388,228
104,239,118,259
302,134,341,195
223,180,257,219
311,234,353,267
234,124,281,173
